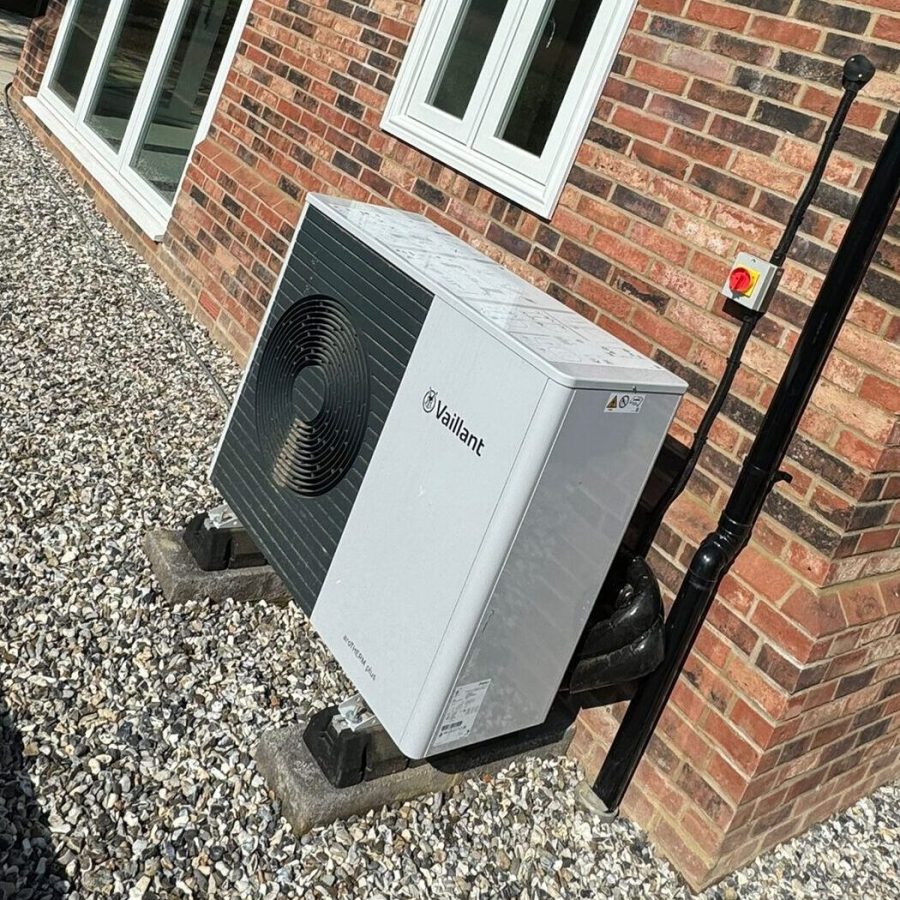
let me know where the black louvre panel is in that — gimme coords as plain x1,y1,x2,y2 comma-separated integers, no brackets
212,206,434,614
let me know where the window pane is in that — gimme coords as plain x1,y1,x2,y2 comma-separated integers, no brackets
500,0,604,156
131,0,241,201
49,0,112,109
85,0,168,151
428,0,508,119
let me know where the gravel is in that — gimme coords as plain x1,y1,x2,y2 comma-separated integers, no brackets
1,98,898,899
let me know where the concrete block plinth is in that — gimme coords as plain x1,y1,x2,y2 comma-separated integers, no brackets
256,719,574,835
143,528,290,605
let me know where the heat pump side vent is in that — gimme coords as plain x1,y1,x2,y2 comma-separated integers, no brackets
212,207,434,613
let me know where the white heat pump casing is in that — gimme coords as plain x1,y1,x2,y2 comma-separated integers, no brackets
213,195,686,759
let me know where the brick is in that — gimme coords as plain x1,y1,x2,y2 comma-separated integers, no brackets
611,106,670,142
651,819,710,887
711,116,779,156
632,141,690,178
641,0,687,12
610,185,670,226
754,101,826,142
836,126,887,164
749,15,820,50
725,654,789,719
682,656,732,714
858,528,898,553
648,15,707,48
731,153,805,196
823,34,900,73
688,79,753,116
756,644,803,691
728,0,792,13
836,667,877,699
630,222,690,265
667,129,731,168
847,501,892,531
529,248,578,288
604,76,650,108
752,603,817,663
862,268,900,310
648,95,709,130
704,711,763,775
711,33,777,66
631,60,689,94
559,240,613,281
667,46,732,81
708,602,759,656
796,0,871,33
734,69,797,108
585,121,631,154
789,436,867,496
731,698,776,748
775,51,841,86
765,491,843,557
835,431,882,471
840,585,887,626
486,222,530,260
707,752,749,805
689,165,755,205
687,0,749,29
874,15,900,42
732,546,795,601
711,203,782,248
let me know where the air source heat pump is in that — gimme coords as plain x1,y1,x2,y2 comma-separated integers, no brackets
211,195,687,758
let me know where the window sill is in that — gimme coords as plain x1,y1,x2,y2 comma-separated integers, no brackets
25,93,171,242
382,112,561,219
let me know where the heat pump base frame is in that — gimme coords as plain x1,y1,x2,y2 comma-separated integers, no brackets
304,693,578,790
255,714,576,839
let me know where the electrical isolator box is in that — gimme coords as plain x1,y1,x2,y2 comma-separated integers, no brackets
722,252,781,313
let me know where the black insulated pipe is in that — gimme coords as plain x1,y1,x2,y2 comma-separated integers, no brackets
634,315,754,557
771,54,876,267
593,106,900,815
634,55,876,558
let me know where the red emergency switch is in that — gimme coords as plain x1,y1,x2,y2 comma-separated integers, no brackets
728,266,755,295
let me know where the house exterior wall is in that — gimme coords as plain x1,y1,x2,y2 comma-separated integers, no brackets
11,0,900,889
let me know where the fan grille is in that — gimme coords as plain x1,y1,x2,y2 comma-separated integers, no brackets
255,295,369,496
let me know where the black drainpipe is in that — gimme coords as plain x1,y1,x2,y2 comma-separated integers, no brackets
592,107,900,815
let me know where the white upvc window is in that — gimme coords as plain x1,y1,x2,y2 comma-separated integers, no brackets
382,0,637,218
27,0,254,240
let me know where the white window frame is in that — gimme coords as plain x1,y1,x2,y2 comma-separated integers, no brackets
25,0,255,240
382,0,637,218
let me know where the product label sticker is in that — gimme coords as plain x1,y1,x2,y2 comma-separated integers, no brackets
433,679,491,747
604,392,645,414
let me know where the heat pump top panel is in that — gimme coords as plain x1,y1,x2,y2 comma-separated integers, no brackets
307,196,681,394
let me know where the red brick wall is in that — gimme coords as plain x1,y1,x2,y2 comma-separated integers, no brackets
13,0,900,888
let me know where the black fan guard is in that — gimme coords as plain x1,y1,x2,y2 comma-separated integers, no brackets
255,295,370,496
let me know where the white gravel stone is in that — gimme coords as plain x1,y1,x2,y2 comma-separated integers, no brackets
1,98,898,899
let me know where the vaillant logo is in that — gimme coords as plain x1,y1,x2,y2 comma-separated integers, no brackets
422,389,485,457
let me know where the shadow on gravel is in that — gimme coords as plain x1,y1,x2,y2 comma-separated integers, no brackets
0,694,67,899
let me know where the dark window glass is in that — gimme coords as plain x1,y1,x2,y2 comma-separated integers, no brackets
132,0,241,200
85,0,168,151
500,0,604,156
49,0,112,109
428,0,508,119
